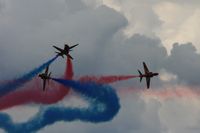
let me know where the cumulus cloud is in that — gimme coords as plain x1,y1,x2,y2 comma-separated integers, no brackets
0,0,128,78
159,96,200,133
164,43,200,85
154,1,200,52
1,0,200,133
102,0,162,38
94,33,167,88
1,0,199,85
102,0,200,54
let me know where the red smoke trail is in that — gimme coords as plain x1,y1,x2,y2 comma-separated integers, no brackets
142,87,200,100
54,57,73,100
79,75,139,84
115,85,200,101
0,58,72,110
0,57,139,110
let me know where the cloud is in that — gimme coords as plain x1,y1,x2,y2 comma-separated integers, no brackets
159,94,200,133
154,1,200,52
164,43,200,85
102,0,200,54
0,0,127,78
65,0,87,13
102,0,162,37
1,0,200,133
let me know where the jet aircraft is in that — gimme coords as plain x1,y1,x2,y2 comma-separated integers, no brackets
38,66,51,91
53,44,79,59
138,62,159,89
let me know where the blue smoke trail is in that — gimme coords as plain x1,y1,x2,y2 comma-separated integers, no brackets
0,55,58,97
0,79,120,133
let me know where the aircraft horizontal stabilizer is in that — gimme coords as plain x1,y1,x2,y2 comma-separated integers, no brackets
138,69,143,82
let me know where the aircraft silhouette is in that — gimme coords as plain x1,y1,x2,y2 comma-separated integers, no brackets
53,44,79,59
138,62,159,89
38,66,51,91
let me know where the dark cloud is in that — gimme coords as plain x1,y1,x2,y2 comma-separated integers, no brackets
0,0,127,78
65,0,87,13
94,34,167,88
0,0,5,12
164,42,200,85
103,34,200,86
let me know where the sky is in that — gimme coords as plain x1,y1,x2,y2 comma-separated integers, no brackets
1,0,200,133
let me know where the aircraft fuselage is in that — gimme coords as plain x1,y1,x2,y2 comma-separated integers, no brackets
138,62,159,88
53,44,78,59
38,74,50,80
141,72,159,78
58,49,69,56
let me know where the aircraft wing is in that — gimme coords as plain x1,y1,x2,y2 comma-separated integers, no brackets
143,62,149,74
43,79,46,91
53,45,63,52
45,66,49,75
69,44,79,49
146,77,151,89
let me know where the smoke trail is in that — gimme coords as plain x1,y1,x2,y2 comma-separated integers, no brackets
0,55,58,98
65,56,74,79
0,79,60,110
0,55,137,110
0,79,120,133
0,56,71,110
141,86,200,100
79,75,139,84
0,55,138,110
57,56,73,98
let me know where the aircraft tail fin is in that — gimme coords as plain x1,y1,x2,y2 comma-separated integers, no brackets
138,69,143,82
